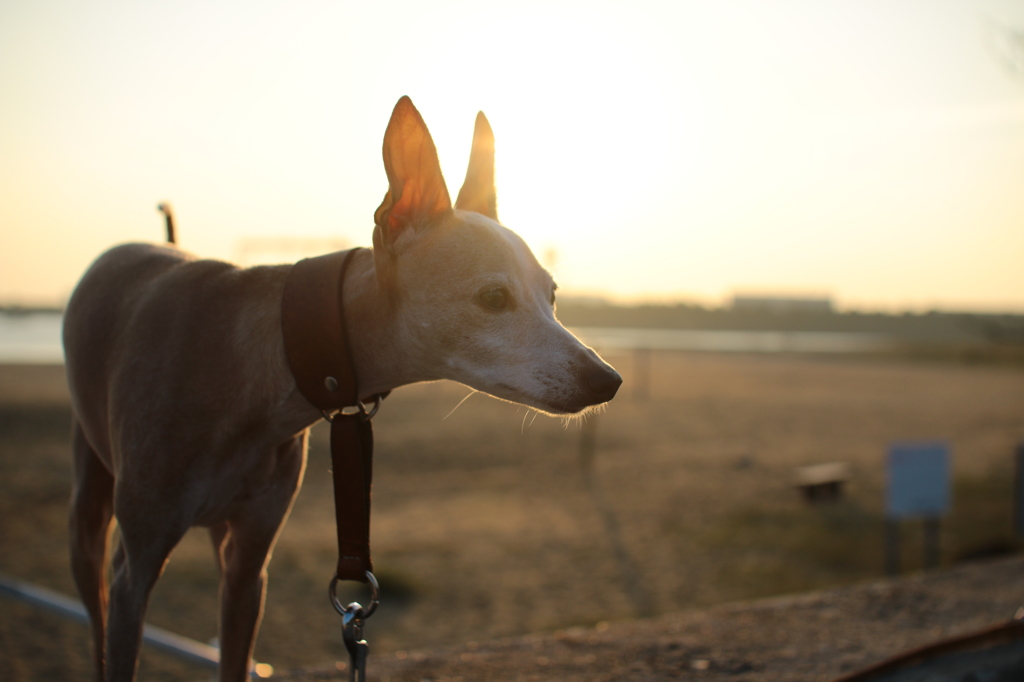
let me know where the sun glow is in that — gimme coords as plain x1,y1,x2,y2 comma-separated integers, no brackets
397,13,700,229
379,3,717,298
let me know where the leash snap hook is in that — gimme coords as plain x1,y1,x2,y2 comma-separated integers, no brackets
330,572,378,682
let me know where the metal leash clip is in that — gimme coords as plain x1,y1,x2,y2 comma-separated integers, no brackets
329,572,379,682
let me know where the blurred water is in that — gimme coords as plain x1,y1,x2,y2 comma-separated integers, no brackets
0,313,893,364
0,312,64,363
572,326,892,354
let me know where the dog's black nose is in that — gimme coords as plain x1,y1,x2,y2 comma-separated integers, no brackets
588,367,622,400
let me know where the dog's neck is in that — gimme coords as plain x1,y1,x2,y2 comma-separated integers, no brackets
337,248,409,400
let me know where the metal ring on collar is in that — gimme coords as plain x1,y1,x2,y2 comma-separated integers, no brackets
340,394,382,420
359,394,383,420
329,571,380,620
322,394,383,423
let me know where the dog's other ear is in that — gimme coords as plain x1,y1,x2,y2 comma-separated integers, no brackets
454,112,497,221
373,96,452,249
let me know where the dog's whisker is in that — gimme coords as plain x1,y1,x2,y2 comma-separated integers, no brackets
443,389,478,421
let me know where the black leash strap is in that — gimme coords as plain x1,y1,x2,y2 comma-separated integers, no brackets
280,248,382,681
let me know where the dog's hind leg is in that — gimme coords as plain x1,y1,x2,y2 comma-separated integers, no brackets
69,419,115,682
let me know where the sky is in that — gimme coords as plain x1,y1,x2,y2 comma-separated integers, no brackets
2,0,1024,312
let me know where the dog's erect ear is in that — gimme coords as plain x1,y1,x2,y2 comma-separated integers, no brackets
454,112,497,221
373,97,452,247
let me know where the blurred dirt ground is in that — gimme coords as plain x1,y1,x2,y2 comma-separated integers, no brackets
1,352,1022,680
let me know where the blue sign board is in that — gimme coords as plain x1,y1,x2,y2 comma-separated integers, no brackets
886,442,950,519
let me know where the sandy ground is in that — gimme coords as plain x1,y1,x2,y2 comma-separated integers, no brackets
1,353,1022,681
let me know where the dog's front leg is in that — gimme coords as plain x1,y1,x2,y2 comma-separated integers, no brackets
213,436,307,682
105,511,188,681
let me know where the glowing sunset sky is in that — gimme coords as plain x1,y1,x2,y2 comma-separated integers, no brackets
2,0,1023,311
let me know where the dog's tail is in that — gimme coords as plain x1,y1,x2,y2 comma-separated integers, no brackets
157,202,177,245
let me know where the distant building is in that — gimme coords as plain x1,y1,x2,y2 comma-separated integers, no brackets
234,236,351,266
731,294,833,314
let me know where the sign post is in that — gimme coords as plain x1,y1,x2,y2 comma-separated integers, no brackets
885,443,950,575
633,347,651,401
1015,442,1024,538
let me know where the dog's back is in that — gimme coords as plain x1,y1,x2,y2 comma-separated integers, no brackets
64,244,193,456
64,243,292,469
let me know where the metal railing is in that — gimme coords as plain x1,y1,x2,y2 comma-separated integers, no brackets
0,572,272,677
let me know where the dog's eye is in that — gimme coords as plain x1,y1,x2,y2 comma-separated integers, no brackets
550,288,556,306
479,287,509,311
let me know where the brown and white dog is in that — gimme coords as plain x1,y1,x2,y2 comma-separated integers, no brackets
63,96,621,681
